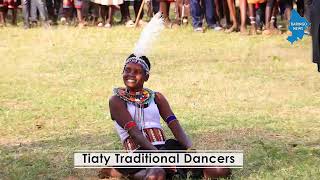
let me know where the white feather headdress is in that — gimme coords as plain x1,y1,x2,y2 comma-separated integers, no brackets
133,12,164,57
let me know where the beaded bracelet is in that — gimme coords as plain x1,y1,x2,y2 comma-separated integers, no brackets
124,121,137,131
165,115,177,125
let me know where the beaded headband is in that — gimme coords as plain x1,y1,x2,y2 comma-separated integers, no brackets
124,56,150,75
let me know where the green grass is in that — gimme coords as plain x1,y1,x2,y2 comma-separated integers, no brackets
0,25,320,179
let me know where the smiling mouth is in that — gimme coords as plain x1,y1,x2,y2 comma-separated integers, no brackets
127,79,136,83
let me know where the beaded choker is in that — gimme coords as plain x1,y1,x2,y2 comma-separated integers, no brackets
113,87,155,105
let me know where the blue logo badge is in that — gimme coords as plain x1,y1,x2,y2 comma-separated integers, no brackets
287,9,311,44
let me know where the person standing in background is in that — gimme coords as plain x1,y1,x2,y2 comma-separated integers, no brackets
311,0,320,72
225,0,247,34
247,0,266,35
190,0,222,32
0,0,19,26
225,0,238,33
151,0,159,15
304,0,312,35
62,0,85,27
46,0,61,25
0,0,7,26
175,0,190,25
8,0,19,25
21,0,31,28
120,0,145,27
263,0,281,35
30,0,49,26
304,0,312,22
279,0,292,32
97,0,123,28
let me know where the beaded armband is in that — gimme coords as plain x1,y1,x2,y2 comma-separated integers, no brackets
165,115,177,125
124,121,137,131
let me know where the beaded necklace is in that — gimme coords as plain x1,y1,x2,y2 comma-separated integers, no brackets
113,87,155,132
113,87,155,106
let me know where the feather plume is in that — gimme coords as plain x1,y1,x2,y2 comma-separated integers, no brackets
133,12,164,57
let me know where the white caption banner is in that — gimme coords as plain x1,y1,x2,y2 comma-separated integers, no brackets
74,150,243,168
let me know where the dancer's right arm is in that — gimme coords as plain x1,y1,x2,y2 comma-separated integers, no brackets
109,95,158,150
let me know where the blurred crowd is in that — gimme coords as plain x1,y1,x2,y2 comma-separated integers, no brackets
0,0,312,34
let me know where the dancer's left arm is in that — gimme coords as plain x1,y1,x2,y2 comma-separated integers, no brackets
155,92,192,149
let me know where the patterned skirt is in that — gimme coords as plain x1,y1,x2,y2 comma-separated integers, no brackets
123,128,166,151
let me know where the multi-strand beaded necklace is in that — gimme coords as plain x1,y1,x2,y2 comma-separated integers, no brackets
113,87,155,130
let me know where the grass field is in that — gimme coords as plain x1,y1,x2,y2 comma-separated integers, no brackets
0,24,320,180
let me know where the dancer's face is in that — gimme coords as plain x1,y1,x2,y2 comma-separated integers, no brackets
123,63,149,91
